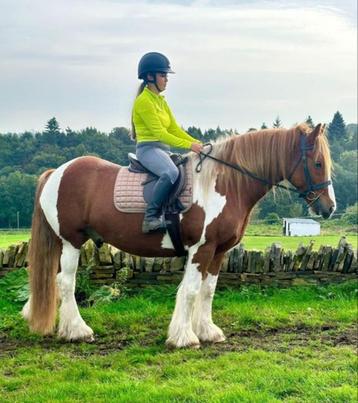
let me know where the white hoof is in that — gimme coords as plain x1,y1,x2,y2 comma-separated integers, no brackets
58,319,94,342
166,327,200,349
21,299,31,321
194,322,226,343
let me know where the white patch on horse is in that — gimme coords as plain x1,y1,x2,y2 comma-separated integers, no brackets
328,178,336,210
57,241,94,341
194,170,227,247
159,205,186,250
166,169,226,347
192,273,225,342
161,232,175,250
167,246,203,347
21,296,31,321
39,158,79,237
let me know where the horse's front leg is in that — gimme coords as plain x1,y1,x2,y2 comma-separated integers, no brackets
192,252,226,343
166,244,215,349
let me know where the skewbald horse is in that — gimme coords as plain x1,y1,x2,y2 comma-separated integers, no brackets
22,123,336,348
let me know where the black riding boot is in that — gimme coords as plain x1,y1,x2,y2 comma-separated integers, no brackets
142,174,173,233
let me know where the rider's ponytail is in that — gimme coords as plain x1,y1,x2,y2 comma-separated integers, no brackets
131,81,147,141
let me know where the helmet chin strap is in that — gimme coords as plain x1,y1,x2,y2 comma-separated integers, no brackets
146,73,161,93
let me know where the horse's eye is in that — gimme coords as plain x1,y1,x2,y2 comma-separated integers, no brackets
315,162,322,169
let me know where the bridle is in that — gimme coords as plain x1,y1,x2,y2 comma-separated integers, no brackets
287,134,331,200
195,134,332,200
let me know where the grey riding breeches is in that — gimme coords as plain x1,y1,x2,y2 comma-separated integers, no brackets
136,142,179,184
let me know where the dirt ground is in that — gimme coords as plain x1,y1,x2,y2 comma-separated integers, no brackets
1,323,357,357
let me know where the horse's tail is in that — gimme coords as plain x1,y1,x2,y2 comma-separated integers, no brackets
28,169,62,335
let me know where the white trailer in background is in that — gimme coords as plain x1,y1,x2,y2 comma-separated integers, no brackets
283,218,320,236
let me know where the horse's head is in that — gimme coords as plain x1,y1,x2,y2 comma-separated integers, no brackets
288,123,336,219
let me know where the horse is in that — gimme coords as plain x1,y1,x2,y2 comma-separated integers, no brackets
22,123,336,348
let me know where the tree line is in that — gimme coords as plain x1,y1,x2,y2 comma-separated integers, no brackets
0,112,356,228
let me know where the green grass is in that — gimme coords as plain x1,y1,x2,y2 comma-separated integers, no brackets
241,234,357,251
243,221,357,250
0,274,357,402
0,231,30,249
1,221,356,251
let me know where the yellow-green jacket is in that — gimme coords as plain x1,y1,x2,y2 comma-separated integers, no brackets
133,87,200,149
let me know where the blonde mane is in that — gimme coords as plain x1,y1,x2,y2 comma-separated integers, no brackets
193,123,332,197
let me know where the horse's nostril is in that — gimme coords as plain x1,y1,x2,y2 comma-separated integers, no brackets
329,206,334,214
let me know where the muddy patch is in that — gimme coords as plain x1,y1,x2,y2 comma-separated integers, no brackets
1,323,357,357
213,323,358,353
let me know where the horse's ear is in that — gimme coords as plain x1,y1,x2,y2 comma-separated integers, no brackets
309,123,323,141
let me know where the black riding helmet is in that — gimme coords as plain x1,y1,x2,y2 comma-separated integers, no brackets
138,52,175,80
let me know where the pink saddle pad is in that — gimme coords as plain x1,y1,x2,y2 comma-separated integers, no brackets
113,159,193,213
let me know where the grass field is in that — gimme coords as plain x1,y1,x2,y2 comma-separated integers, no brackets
0,231,30,249
0,221,356,250
241,234,357,251
0,271,357,402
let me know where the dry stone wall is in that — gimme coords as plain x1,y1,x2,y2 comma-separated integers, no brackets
0,237,357,287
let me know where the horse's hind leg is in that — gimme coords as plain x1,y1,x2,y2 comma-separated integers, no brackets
192,253,225,343
57,240,94,341
21,296,32,321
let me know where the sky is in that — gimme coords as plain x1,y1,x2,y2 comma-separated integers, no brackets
0,0,357,134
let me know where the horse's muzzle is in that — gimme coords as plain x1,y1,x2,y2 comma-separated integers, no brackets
322,205,335,219
309,199,335,219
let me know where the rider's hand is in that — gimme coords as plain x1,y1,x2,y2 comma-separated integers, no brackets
191,143,204,154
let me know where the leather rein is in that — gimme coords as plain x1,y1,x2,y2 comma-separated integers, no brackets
195,134,331,200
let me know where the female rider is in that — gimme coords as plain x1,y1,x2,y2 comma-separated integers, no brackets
132,52,203,233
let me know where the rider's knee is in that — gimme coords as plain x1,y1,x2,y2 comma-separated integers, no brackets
163,167,179,184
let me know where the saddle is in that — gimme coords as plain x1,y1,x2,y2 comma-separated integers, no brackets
127,153,190,211
113,153,193,256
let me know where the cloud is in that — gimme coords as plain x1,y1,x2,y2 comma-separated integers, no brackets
0,0,356,132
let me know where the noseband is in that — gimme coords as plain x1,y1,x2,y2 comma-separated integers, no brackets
196,134,332,199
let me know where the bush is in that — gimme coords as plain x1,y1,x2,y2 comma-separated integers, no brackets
342,203,358,225
0,264,130,309
0,268,29,303
264,212,281,225
76,265,130,306
289,202,303,217
88,267,130,306
75,266,98,305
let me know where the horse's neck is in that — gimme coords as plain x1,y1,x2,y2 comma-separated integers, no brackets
233,130,292,184
212,131,292,214
225,173,269,213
